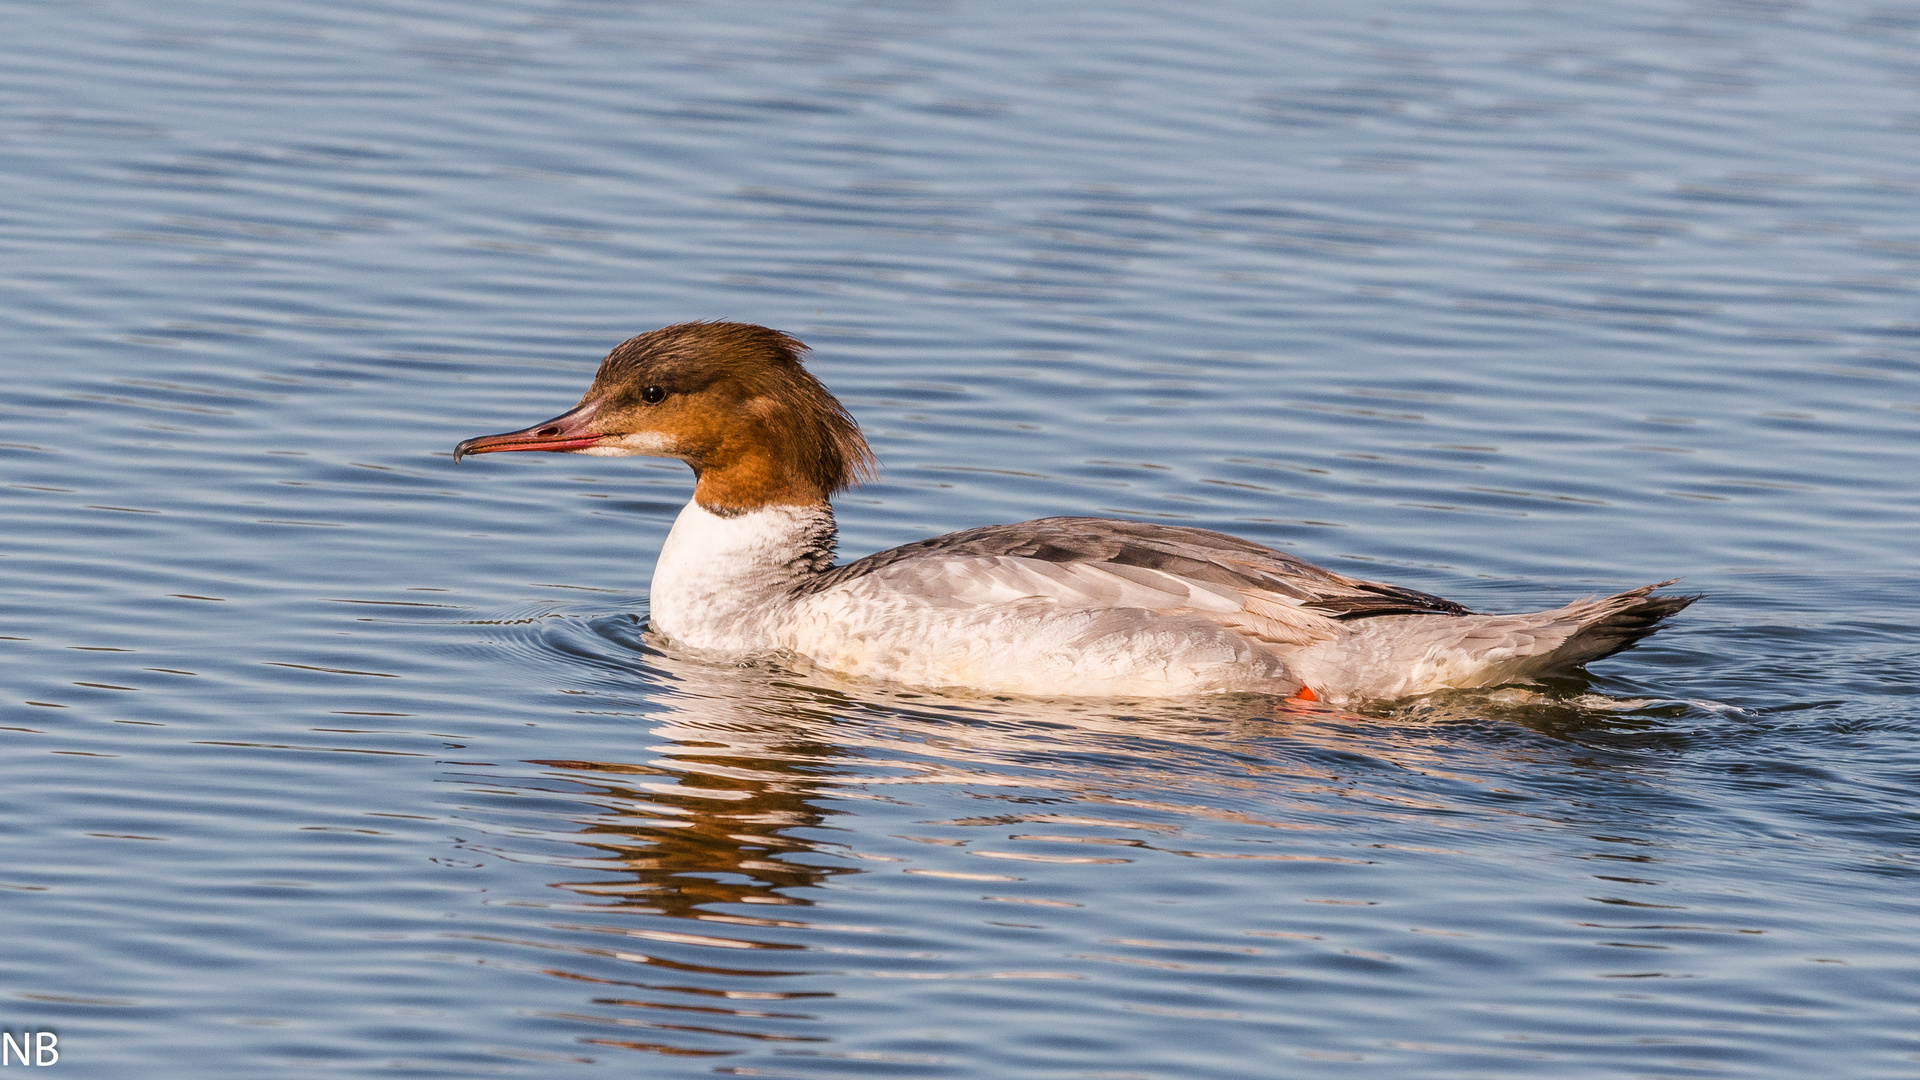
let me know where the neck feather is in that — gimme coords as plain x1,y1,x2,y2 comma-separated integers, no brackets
648,500,837,649
691,454,830,517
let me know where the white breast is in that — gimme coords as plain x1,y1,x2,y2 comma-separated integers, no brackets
648,501,835,652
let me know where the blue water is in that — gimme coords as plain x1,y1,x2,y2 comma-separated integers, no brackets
4,0,1918,1075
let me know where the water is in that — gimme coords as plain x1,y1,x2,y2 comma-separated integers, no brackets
4,0,1918,1074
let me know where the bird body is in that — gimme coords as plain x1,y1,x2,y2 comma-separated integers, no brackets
457,322,1697,702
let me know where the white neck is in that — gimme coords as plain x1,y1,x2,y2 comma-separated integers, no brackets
647,499,836,651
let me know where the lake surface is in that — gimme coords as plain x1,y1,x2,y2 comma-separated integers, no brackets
4,0,1919,1075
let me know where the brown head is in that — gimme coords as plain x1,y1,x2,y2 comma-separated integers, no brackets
454,322,875,514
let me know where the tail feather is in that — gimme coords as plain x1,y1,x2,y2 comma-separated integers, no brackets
1543,579,1702,672
1294,580,1703,701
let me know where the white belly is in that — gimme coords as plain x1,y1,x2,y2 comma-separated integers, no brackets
775,592,1291,697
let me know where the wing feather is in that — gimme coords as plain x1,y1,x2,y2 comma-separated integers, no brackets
805,517,1462,649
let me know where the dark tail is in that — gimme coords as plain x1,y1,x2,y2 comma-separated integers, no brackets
1548,580,1702,671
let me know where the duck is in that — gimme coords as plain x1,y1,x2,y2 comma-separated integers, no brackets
455,321,1698,702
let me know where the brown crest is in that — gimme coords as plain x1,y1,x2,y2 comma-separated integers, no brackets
590,322,876,505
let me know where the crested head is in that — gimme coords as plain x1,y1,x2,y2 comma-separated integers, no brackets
454,321,875,515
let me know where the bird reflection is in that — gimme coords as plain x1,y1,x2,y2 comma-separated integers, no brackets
473,656,897,1058
528,726,855,917
462,626,1710,1061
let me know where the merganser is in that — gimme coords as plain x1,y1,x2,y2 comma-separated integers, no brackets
455,322,1698,702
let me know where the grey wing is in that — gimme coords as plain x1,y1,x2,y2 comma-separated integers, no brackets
807,516,1475,627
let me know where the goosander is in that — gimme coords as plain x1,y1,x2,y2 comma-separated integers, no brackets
455,322,1698,702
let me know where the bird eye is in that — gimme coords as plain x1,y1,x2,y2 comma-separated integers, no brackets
641,385,666,405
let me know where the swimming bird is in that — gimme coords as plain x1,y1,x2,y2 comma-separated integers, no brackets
455,322,1697,702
